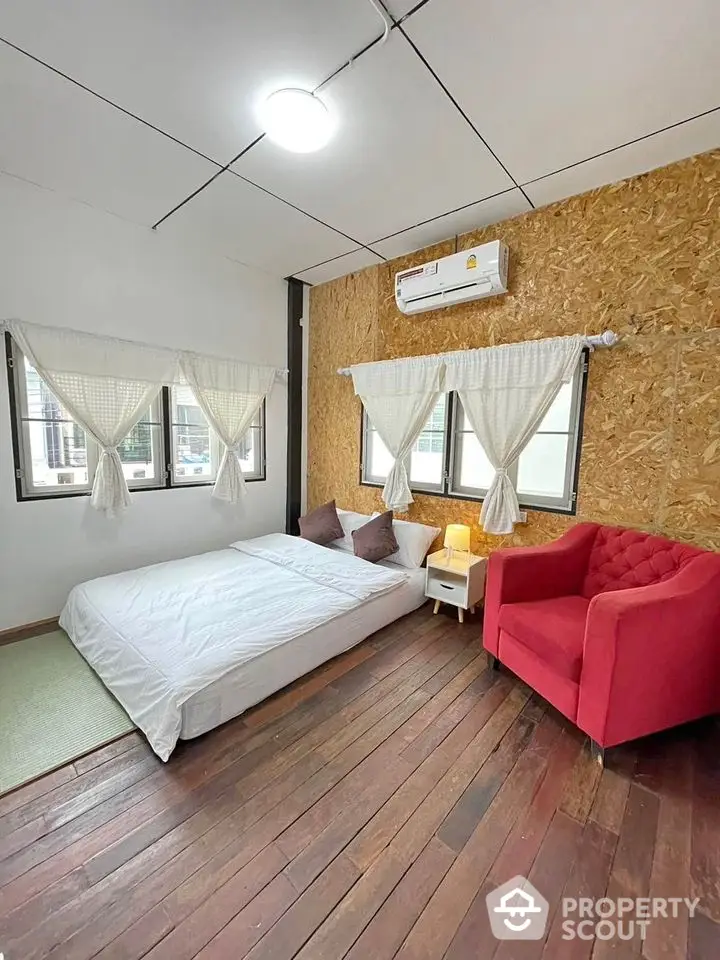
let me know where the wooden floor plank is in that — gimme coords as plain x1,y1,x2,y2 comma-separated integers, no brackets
494,810,584,960
642,741,693,960
6,693,420,956
589,766,631,836
7,631,469,958
244,853,361,960
345,678,516,872
691,721,720,923
688,911,720,960
399,662,500,767
344,836,455,960
541,820,618,959
194,872,298,959
436,713,537,854
590,780,661,960
72,733,143,776
393,720,549,960
559,741,604,824
612,784,660,898
3,608,717,960
444,880,500,960
133,844,289,960
276,650,485,864
241,644,375,728
1,623,462,927
0,743,156,841
490,724,582,884
0,764,78,820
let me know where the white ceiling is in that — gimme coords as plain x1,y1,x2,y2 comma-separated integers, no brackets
1,0,718,282
235,31,513,245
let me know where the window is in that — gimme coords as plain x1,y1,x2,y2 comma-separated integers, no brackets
6,335,266,500
169,385,264,485
361,354,588,514
363,393,448,493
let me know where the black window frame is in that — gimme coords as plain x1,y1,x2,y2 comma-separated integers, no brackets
360,348,590,517
5,332,267,502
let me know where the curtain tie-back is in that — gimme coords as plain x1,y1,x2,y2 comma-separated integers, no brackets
495,467,509,477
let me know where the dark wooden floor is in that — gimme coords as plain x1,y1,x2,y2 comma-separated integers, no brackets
1,605,718,959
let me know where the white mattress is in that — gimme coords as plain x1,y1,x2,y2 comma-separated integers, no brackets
179,559,427,739
60,534,427,758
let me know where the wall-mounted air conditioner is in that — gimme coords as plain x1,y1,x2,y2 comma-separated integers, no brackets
395,240,509,315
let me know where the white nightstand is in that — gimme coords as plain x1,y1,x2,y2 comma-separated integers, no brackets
425,549,487,623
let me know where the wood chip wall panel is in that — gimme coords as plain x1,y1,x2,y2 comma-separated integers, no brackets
307,150,720,554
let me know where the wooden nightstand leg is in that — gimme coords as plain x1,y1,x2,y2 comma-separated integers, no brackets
470,606,476,614
458,608,464,624
433,599,441,615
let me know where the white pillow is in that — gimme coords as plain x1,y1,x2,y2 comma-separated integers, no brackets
372,513,441,569
332,509,374,552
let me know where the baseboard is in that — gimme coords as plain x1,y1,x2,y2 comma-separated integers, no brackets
0,617,60,646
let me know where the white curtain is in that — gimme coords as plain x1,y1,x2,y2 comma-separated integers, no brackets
351,356,444,512
180,353,276,503
445,335,585,534
7,320,177,514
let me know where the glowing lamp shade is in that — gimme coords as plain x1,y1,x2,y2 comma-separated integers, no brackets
444,524,471,553
260,88,335,153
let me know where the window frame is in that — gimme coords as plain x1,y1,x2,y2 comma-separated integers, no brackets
360,394,451,496
360,350,589,517
164,385,266,488
5,333,267,502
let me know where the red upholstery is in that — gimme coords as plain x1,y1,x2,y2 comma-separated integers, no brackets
484,523,720,749
499,596,588,682
582,525,703,597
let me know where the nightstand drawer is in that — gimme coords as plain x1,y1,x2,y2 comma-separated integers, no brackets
426,579,468,607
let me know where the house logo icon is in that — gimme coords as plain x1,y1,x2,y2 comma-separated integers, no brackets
486,876,549,940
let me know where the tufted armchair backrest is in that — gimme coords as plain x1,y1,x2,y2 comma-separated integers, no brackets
582,526,704,598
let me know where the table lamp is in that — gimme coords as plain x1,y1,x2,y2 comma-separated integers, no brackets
444,523,470,562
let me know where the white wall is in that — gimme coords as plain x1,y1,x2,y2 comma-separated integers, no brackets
0,173,288,630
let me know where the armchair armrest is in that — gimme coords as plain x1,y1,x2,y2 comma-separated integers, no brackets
483,523,599,656
578,554,720,747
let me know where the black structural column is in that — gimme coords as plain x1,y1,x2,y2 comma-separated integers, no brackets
285,277,304,535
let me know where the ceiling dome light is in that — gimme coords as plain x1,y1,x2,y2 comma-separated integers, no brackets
260,88,335,153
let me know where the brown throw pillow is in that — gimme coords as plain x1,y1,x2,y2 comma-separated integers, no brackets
298,500,344,545
352,510,398,563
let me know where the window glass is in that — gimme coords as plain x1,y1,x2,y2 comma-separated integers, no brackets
536,381,573,432
118,409,162,485
364,397,446,490
361,356,585,514
409,395,446,488
456,431,496,491
171,385,214,483
516,433,569,499
170,386,263,483
365,428,394,481
22,359,90,490
10,340,267,500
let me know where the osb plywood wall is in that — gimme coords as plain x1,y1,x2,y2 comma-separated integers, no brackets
307,150,720,554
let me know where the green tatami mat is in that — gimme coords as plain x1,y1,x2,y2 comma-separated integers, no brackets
0,630,135,796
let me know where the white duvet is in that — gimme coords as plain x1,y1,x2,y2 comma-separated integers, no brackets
59,534,407,760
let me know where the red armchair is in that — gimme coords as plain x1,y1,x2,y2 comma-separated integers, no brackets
483,523,720,760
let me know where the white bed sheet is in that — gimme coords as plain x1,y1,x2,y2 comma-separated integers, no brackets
59,534,418,760
179,560,427,739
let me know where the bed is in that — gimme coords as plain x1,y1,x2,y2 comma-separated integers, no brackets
59,533,427,760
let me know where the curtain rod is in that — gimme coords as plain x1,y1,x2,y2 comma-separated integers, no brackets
336,331,619,375
1,318,288,381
